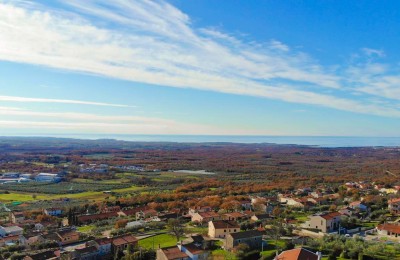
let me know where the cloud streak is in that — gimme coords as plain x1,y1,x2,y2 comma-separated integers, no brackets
0,0,399,118
0,95,133,107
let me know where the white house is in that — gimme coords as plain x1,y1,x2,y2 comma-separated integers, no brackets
0,226,24,237
35,173,62,183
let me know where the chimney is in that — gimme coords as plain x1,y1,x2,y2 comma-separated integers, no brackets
177,240,183,251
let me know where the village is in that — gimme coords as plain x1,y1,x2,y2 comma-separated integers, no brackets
1,177,400,259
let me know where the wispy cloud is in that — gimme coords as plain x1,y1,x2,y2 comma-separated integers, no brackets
0,0,399,118
0,95,133,107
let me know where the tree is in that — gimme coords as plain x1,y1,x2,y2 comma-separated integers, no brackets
115,219,129,229
234,243,250,259
167,219,185,242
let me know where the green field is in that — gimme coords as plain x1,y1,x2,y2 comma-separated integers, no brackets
0,185,144,203
0,181,132,194
138,234,185,249
77,225,96,233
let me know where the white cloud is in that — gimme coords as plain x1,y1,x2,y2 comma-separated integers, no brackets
0,95,133,107
362,47,385,58
0,0,398,119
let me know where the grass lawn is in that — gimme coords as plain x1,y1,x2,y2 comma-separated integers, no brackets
212,249,237,260
186,225,207,234
260,240,286,258
77,225,95,233
138,234,185,249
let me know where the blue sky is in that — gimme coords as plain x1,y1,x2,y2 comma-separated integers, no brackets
0,0,400,136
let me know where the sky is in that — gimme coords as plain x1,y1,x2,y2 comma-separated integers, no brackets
1,0,400,136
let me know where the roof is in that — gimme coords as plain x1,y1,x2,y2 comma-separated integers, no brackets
229,230,264,240
95,237,112,245
349,201,365,207
76,246,98,255
253,213,270,220
2,226,23,233
377,223,400,234
160,246,188,260
182,243,204,255
56,230,78,238
210,220,239,229
12,212,24,216
276,248,319,260
112,234,138,246
317,212,342,220
25,250,58,260
224,212,246,218
78,212,118,222
198,212,220,218
45,208,62,211
388,198,400,204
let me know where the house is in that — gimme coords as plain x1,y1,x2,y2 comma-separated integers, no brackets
188,206,212,216
280,197,306,208
190,235,215,250
136,209,158,221
92,237,112,256
75,245,99,260
44,208,63,216
77,212,119,224
388,198,400,215
339,207,355,217
112,234,138,252
101,205,121,213
25,234,45,247
10,211,25,224
208,220,239,238
0,225,24,237
275,248,322,260
157,246,190,260
239,200,252,210
192,212,221,224
222,212,248,221
225,230,264,250
377,223,400,237
56,229,80,245
0,234,26,247
156,242,209,260
349,201,367,211
126,220,146,229
306,212,342,233
35,173,62,183
250,213,271,223
23,250,60,260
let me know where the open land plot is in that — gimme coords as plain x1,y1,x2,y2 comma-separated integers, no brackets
138,234,185,250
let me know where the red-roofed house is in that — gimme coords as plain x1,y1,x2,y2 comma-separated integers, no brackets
191,212,221,224
208,220,239,238
307,212,342,233
112,234,138,252
275,248,321,260
388,198,400,215
377,223,400,237
222,212,248,221
156,242,209,260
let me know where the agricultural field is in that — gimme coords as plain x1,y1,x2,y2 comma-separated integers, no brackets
0,181,132,194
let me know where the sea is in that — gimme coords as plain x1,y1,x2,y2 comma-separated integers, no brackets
10,134,400,148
